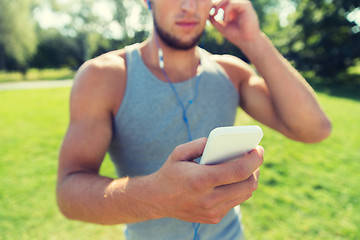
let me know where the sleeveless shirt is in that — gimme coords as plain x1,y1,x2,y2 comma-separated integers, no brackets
108,44,244,240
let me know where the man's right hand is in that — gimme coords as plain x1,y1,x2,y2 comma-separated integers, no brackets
149,137,264,224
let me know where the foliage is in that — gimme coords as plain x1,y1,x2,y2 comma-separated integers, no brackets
201,26,246,60
0,0,37,69
30,28,83,69
0,0,359,86
202,0,360,85
93,30,150,58
284,0,360,81
45,0,149,62
48,0,121,61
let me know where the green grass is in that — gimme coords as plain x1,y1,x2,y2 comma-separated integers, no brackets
0,68,75,83
0,88,123,239
238,92,360,239
0,87,359,239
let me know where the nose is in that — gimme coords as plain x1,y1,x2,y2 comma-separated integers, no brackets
181,0,197,13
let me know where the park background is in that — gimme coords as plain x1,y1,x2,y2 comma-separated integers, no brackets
0,0,359,239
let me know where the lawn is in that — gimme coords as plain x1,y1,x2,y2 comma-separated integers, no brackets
0,87,123,239
0,86,359,239
239,91,360,239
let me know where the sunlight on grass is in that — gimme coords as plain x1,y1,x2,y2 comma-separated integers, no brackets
239,93,360,240
0,88,359,239
0,88,124,240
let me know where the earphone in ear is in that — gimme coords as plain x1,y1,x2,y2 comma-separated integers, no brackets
147,0,152,10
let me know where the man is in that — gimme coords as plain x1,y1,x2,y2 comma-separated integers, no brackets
56,0,331,239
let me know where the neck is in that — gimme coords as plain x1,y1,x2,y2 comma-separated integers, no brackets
141,33,201,82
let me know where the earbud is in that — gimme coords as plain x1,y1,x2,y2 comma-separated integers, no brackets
158,48,164,69
147,0,152,10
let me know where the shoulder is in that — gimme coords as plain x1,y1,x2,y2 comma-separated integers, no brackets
210,54,255,80
206,53,258,92
210,53,265,100
76,49,127,84
71,49,128,116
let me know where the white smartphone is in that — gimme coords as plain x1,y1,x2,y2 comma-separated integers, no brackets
200,125,263,165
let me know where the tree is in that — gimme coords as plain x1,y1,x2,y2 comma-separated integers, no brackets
47,0,135,62
30,27,83,69
0,0,37,70
285,0,360,82
50,0,109,62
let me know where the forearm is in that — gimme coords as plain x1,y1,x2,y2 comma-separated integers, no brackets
57,138,264,226
238,33,331,141
56,172,161,225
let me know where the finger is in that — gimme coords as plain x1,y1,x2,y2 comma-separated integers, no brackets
209,1,235,31
213,0,251,24
211,0,229,11
204,146,264,186
214,168,260,198
210,0,228,21
223,2,238,24
170,137,207,162
220,192,253,214
196,185,255,224
209,12,227,33
204,169,259,214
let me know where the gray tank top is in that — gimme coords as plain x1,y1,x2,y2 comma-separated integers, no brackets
108,44,244,240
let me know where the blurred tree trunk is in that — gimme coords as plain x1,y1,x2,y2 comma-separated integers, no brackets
0,45,7,70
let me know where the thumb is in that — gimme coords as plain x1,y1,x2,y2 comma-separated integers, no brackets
169,138,207,162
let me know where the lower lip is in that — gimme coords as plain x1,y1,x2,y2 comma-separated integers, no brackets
176,22,198,30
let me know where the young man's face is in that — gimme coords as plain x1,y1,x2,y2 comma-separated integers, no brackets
149,0,212,50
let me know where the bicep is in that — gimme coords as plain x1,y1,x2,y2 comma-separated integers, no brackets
239,75,288,134
214,54,293,137
58,68,115,180
58,117,112,178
